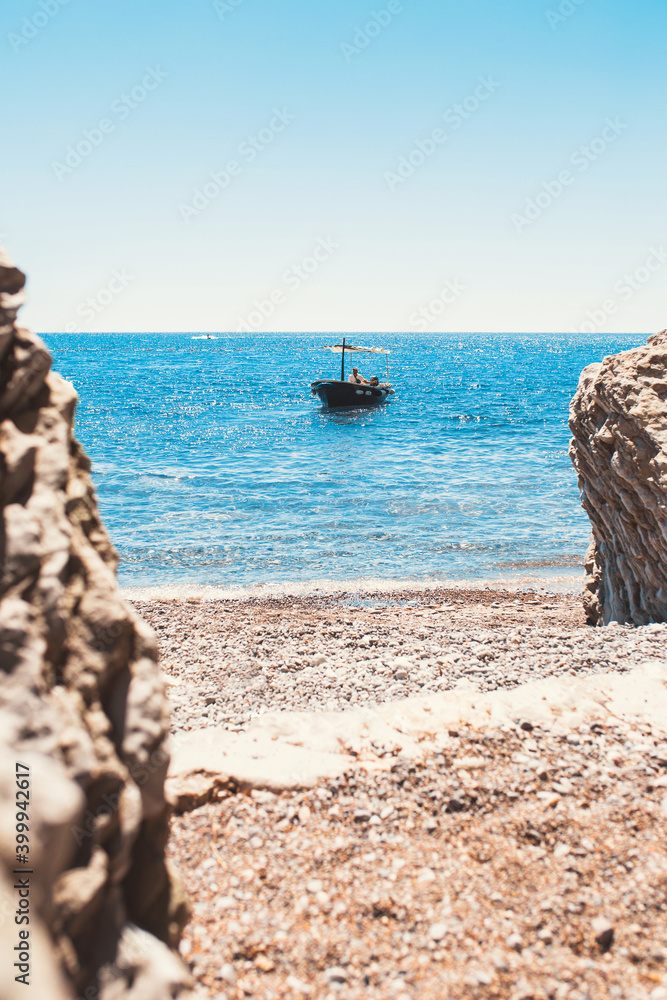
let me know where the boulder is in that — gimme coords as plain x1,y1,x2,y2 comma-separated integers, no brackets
569,330,667,625
0,248,192,999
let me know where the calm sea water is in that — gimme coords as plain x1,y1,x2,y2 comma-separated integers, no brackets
42,332,642,591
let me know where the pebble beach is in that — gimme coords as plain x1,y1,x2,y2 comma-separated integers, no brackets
132,587,667,734
131,587,667,1000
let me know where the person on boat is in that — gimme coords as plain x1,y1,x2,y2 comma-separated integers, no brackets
369,375,390,389
348,367,368,385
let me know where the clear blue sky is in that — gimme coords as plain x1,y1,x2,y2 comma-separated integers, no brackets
2,0,666,333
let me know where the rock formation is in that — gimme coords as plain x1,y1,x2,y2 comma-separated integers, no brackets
0,249,192,999
569,330,667,625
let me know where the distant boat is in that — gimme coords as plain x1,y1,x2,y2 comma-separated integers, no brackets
310,338,395,409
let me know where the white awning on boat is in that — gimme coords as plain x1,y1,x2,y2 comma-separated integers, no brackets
322,344,390,354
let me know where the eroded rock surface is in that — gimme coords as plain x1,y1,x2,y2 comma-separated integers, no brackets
0,249,192,999
569,330,667,625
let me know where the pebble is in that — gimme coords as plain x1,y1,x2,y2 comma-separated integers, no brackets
491,953,509,972
429,923,448,941
324,967,348,983
286,975,312,995
218,963,236,985
454,756,486,770
472,970,493,985
592,917,615,950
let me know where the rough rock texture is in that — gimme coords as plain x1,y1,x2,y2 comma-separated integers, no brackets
569,330,667,625
0,249,192,999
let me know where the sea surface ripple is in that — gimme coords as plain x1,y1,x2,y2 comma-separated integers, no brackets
43,332,643,590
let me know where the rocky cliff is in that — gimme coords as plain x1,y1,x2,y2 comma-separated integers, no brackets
569,330,667,625
0,249,192,999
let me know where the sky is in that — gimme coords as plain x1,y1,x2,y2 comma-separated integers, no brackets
1,0,667,334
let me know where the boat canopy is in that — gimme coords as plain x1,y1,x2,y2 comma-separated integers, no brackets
322,344,390,354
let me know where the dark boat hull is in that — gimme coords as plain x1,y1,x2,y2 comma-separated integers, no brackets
310,379,392,408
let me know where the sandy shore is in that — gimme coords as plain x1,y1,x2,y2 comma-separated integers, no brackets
133,588,663,735
130,588,667,999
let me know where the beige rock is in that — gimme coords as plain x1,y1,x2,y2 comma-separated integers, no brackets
0,249,192,998
569,330,667,624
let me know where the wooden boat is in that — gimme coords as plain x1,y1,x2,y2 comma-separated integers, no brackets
310,339,394,409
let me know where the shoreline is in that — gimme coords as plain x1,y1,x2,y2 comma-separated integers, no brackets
122,570,585,604
129,586,667,740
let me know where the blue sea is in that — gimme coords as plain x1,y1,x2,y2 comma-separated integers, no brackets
42,332,643,592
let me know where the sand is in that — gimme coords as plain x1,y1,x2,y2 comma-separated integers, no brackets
130,587,667,1000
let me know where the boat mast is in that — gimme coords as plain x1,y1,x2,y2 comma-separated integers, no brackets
341,337,346,381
